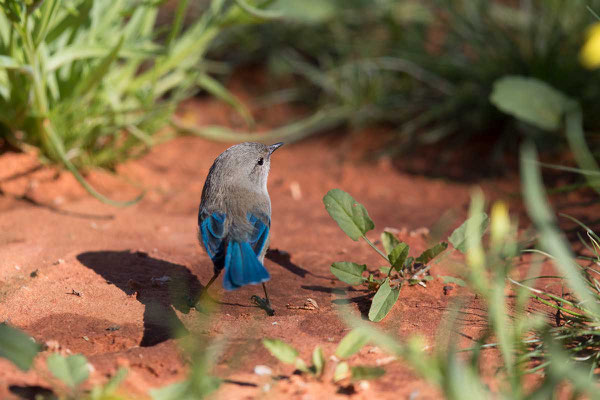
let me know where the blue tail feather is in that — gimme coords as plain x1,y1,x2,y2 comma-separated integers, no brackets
223,241,270,291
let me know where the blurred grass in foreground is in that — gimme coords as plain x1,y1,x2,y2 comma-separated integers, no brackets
212,0,600,159
0,0,269,205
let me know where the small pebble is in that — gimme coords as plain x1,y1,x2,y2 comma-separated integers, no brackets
376,356,397,366
254,365,272,376
289,181,302,200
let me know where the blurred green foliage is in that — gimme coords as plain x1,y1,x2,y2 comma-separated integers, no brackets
0,0,268,205
216,0,600,156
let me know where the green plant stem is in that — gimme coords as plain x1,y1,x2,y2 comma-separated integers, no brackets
166,0,189,50
361,235,389,263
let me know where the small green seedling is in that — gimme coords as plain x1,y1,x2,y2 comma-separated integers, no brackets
263,327,384,383
323,189,449,322
0,323,41,371
47,353,128,399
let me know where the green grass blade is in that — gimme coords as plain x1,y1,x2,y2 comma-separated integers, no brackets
197,73,254,126
166,0,189,49
33,0,59,46
0,55,32,75
233,0,282,20
72,36,124,98
520,141,600,319
565,108,600,194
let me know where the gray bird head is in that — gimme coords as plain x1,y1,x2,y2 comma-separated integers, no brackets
213,142,283,193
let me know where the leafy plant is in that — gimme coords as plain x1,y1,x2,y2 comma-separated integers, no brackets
47,354,90,390
323,188,449,322
334,172,600,398
0,322,41,371
150,317,224,400
46,353,129,400
0,0,272,205
262,328,385,383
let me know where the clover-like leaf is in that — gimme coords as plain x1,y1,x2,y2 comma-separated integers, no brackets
323,189,374,241
47,354,89,388
389,243,409,271
312,346,325,376
449,213,489,253
351,365,386,381
330,262,366,285
333,361,350,382
263,338,299,364
381,231,401,254
490,76,573,131
416,242,448,264
335,328,370,359
0,323,40,371
368,279,400,322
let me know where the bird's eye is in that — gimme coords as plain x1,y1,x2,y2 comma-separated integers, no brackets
257,157,264,166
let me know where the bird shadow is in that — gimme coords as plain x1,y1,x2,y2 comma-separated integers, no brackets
77,250,202,347
266,248,330,280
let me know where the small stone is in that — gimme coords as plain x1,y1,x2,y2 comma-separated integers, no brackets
254,365,273,376
305,298,318,309
45,340,61,351
358,381,370,390
289,181,302,200
376,356,397,366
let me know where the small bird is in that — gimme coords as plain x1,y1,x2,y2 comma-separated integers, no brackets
197,142,283,313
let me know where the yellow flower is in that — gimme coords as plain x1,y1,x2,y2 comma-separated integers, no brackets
490,201,510,248
581,23,600,69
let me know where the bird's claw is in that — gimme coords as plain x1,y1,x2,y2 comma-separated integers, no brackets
251,295,275,316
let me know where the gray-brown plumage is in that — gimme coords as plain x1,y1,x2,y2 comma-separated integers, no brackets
197,142,283,308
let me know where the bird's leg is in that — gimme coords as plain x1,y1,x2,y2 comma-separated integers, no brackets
251,283,275,316
195,270,221,309
204,271,221,292
262,282,271,307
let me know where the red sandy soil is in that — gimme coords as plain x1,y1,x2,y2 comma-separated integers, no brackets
0,97,598,399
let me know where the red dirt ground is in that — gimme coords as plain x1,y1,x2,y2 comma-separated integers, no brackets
1,97,597,399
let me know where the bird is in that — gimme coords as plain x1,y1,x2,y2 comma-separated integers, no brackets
197,142,283,313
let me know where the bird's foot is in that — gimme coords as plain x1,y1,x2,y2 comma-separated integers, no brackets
251,295,275,316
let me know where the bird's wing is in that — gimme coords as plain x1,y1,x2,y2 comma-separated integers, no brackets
199,212,226,262
247,213,270,256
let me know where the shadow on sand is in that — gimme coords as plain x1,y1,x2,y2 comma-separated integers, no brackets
77,250,202,347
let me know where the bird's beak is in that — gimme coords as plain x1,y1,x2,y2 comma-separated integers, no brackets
267,142,284,155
